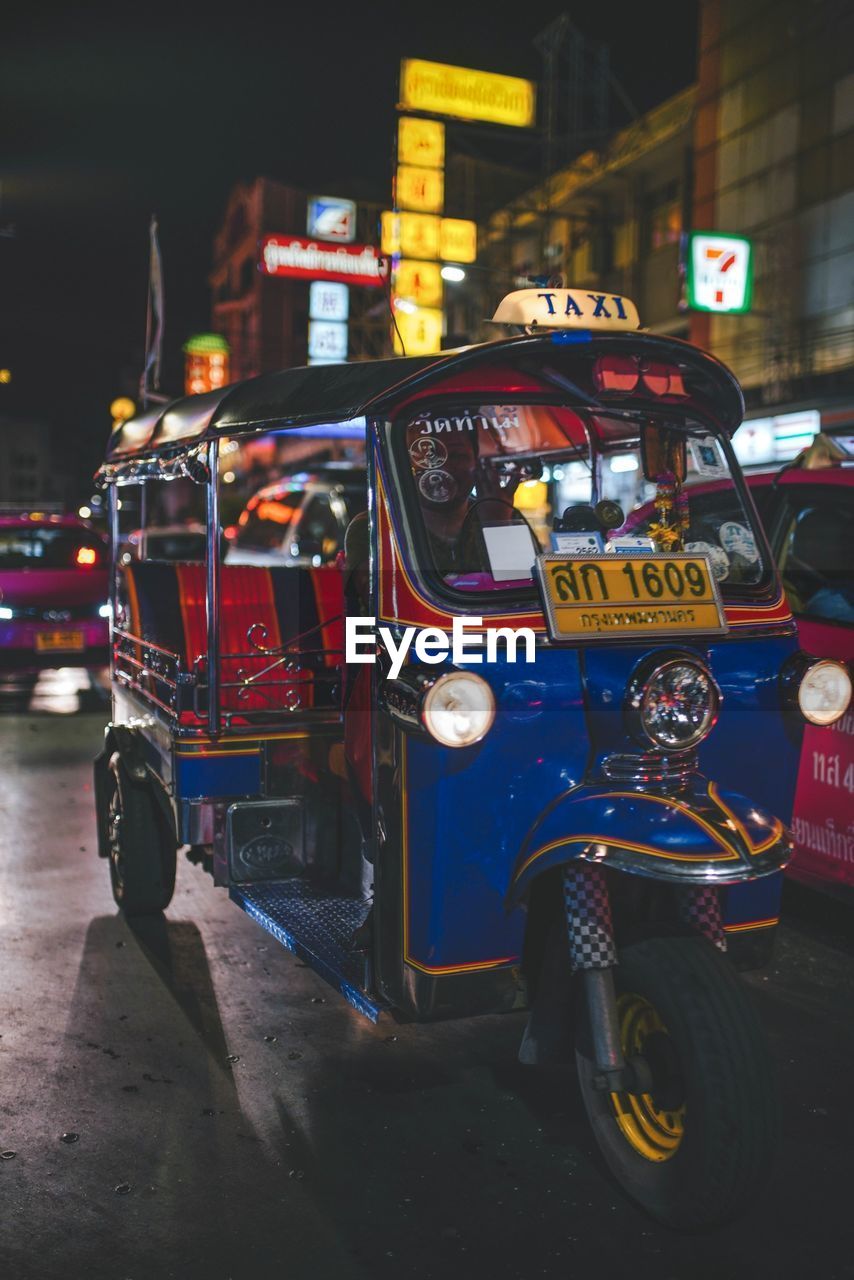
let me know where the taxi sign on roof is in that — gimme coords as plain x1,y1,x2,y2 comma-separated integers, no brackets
492,288,640,332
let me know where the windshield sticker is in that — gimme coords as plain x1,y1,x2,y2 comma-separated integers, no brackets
685,540,730,581
418,469,457,503
482,524,538,582
689,437,726,477
409,437,448,469
411,408,520,435
551,531,603,555
717,521,759,564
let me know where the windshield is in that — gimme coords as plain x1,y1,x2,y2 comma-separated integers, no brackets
0,526,105,570
397,402,767,597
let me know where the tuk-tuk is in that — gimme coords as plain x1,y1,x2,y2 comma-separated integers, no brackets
93,287,852,1228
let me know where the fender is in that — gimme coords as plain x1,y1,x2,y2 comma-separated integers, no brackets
93,725,176,857
506,775,793,908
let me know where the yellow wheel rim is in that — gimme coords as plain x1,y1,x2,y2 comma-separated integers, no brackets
609,992,685,1163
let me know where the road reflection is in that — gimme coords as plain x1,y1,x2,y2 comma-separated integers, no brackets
0,666,109,714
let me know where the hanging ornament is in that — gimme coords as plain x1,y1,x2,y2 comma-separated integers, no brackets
649,472,682,552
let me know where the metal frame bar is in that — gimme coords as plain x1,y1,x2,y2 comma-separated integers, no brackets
108,485,120,656
206,439,221,738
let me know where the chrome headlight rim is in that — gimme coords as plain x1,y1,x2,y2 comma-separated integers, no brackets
625,653,722,752
421,669,496,749
797,657,852,727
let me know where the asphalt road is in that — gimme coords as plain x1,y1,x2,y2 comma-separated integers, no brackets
0,671,852,1280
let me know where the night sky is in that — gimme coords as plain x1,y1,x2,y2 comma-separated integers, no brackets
1,2,697,497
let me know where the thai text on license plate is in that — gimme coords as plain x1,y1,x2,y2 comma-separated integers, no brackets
535,553,727,641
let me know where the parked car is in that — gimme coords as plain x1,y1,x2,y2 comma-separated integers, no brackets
227,466,365,567
746,438,854,894
0,512,110,671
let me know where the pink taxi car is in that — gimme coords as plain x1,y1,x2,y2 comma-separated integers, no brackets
0,512,110,672
747,444,854,894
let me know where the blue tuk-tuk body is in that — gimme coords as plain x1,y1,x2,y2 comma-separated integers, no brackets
97,292,847,1226
95,323,800,1022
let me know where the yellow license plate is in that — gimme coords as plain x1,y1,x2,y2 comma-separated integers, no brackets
535,553,727,641
34,630,86,653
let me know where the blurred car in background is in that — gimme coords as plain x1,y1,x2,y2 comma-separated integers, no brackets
227,465,365,566
746,435,854,895
0,511,110,671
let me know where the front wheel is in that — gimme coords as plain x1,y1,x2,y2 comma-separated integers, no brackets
576,934,777,1228
105,753,177,916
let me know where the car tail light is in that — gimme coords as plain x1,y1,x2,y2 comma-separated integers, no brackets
76,547,98,566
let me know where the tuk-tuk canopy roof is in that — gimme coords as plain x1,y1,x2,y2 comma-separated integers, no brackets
102,331,745,471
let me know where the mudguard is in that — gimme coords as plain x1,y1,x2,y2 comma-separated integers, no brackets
507,775,793,907
93,724,176,857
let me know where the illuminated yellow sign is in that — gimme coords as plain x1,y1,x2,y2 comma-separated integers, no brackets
394,260,444,309
398,116,445,169
381,211,401,256
397,164,444,213
399,212,441,260
400,58,536,129
440,218,477,264
393,307,444,356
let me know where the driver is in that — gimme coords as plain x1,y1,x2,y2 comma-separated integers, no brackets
408,428,521,576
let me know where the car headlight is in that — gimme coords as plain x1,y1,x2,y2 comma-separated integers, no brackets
422,671,496,748
627,657,720,751
797,659,852,726
0,606,13,620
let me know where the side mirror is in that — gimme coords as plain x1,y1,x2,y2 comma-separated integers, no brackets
182,455,211,485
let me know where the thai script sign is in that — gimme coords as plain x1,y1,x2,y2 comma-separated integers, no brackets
260,236,388,288
399,59,536,128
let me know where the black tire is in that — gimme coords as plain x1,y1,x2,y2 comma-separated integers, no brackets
106,752,177,916
575,934,778,1229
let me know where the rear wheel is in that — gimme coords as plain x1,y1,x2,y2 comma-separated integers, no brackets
105,752,177,916
575,934,777,1228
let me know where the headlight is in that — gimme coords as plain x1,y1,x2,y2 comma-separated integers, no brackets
628,658,720,751
99,603,112,618
422,671,496,748
0,606,13,620
798,660,852,726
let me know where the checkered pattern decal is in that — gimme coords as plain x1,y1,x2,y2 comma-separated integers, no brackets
676,885,727,952
563,863,617,971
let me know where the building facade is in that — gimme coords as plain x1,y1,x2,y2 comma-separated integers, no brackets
0,416,66,507
692,0,854,427
210,177,389,379
463,88,696,345
210,179,307,381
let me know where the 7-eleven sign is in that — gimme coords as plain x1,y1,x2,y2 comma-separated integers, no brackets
687,232,753,313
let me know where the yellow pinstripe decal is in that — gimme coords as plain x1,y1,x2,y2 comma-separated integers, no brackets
707,781,784,856
515,832,736,883
176,730,313,751
582,790,741,859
